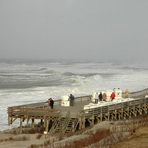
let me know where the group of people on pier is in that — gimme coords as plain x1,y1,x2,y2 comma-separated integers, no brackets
94,88,129,103
95,92,102,103
94,92,107,103
47,89,128,108
47,93,75,109
94,91,117,103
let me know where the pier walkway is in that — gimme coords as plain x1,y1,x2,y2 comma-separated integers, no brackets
8,88,148,134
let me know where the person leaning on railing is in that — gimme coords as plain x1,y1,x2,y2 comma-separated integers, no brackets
124,89,129,98
102,93,107,101
47,98,54,109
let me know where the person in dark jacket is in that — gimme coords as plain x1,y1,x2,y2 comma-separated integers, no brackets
48,98,54,109
69,94,75,106
99,92,103,101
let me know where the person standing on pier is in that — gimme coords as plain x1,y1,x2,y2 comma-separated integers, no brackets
69,94,75,106
99,92,103,101
124,89,129,98
110,91,116,101
49,98,54,109
102,93,107,101
48,98,54,109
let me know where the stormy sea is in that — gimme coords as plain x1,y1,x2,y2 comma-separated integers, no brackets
0,59,148,131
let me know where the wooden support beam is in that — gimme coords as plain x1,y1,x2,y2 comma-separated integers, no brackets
40,119,43,126
121,108,123,119
95,116,98,123
90,115,94,126
27,117,30,126
44,116,46,128
82,116,85,129
31,118,35,128
115,110,117,120
142,105,147,113
100,113,103,121
113,110,117,120
20,118,23,134
87,119,91,125
79,116,82,130
8,117,17,125
45,119,49,133
72,121,75,133
8,116,12,125
117,110,123,120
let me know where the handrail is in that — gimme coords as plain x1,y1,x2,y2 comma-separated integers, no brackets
8,107,61,118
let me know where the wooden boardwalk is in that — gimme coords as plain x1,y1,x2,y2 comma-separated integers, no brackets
8,88,148,134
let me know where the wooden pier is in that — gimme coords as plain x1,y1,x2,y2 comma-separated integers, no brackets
7,88,148,134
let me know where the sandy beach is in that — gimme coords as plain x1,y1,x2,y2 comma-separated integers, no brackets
0,133,45,148
113,127,148,148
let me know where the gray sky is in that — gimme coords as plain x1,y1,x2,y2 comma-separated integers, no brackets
0,0,148,62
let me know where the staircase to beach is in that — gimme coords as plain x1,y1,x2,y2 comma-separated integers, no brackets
49,112,79,135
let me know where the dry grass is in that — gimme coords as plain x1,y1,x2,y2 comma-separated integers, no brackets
29,144,39,148
14,135,30,141
47,116,148,148
63,129,110,148
36,134,42,139
0,135,29,144
28,138,55,148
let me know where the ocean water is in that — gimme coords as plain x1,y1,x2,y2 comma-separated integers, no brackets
0,59,148,131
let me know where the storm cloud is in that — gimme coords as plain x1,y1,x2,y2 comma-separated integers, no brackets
0,0,148,62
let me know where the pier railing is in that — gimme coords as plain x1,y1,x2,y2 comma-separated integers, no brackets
8,107,61,118
7,95,91,122
129,88,148,98
80,96,148,125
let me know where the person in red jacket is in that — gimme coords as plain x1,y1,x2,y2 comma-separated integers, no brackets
111,91,116,101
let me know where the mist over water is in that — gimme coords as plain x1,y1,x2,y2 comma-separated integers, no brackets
0,59,148,131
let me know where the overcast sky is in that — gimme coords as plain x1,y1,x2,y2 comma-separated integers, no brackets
0,0,148,62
